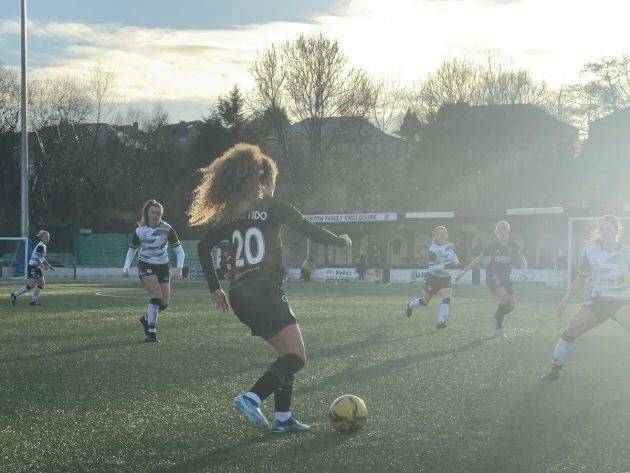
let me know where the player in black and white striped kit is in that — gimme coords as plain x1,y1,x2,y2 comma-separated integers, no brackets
10,230,54,306
541,215,630,381
123,200,185,342
406,226,460,328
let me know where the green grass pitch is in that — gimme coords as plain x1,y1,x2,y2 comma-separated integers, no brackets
1,280,629,472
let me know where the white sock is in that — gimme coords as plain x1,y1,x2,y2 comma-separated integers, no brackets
275,411,291,422
15,285,30,296
32,287,41,302
438,303,450,323
552,336,574,367
244,391,261,406
146,303,159,332
409,298,425,308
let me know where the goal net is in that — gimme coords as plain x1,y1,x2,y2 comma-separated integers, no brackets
567,217,630,286
0,237,29,281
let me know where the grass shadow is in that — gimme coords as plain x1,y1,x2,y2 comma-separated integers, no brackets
157,427,354,473
0,340,142,364
156,433,274,473
308,330,436,360
309,337,494,391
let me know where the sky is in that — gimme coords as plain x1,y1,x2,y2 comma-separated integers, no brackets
1,0,629,122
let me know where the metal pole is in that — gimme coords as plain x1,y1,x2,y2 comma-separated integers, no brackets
24,237,28,278
567,218,573,287
20,0,29,241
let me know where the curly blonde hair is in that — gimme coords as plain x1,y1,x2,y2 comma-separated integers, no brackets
188,143,278,225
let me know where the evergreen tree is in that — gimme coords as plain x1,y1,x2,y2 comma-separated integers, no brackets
397,109,422,140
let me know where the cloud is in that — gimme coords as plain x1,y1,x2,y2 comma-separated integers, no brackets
0,19,20,35
1,0,629,120
0,18,311,107
37,20,313,104
314,0,630,84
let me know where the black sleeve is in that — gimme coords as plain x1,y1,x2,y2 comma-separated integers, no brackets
512,242,524,265
130,232,140,249
168,227,181,247
197,224,225,293
428,250,437,262
35,243,45,255
273,199,347,247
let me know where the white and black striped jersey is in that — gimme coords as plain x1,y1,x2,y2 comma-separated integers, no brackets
130,221,181,265
427,242,460,276
28,241,47,267
579,242,630,300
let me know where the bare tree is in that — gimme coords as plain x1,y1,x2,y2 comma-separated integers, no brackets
580,55,630,118
419,58,481,113
0,65,21,231
87,65,117,126
478,55,550,107
250,44,289,158
371,78,408,133
415,56,556,119
253,33,377,162
28,75,92,132
539,84,591,137
26,75,91,198
0,64,20,134
540,56,630,137
143,103,169,133
27,68,125,222
112,105,147,128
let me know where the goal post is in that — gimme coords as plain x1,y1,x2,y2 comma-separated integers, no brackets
0,237,29,280
567,217,630,288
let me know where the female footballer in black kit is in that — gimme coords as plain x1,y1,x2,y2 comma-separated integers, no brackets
457,221,527,338
193,143,351,433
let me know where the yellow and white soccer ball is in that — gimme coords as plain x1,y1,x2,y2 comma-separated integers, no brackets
329,395,368,433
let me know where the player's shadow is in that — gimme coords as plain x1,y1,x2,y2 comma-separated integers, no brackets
211,331,437,378
157,428,353,473
309,337,494,390
271,428,358,465
0,340,142,364
308,330,435,360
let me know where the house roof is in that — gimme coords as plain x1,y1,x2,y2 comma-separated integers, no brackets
287,116,398,140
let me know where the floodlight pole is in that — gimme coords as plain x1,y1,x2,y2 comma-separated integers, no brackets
567,218,573,288
20,0,29,240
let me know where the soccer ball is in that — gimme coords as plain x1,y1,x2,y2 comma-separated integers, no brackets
329,395,368,433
